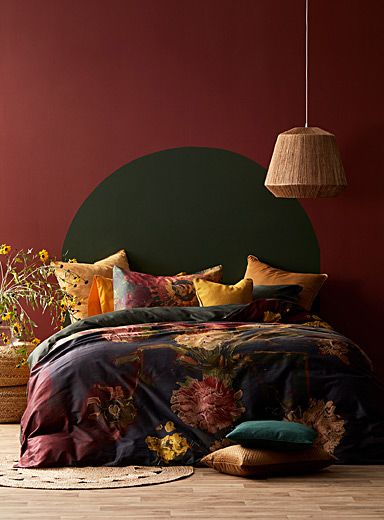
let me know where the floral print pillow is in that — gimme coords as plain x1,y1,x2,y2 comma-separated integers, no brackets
113,265,223,309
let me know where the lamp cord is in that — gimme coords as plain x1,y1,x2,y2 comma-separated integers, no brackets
305,0,308,128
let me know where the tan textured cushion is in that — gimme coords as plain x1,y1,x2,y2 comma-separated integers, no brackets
201,445,334,477
53,250,129,321
245,256,327,310
194,278,253,306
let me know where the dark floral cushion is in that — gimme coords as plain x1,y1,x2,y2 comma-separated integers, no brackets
113,265,223,309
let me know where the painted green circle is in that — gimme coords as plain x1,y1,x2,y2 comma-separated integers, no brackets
63,147,319,282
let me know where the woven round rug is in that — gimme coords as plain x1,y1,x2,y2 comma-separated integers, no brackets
0,456,193,489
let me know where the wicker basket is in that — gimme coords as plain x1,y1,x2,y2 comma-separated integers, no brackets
0,385,27,423
0,343,34,422
0,345,31,386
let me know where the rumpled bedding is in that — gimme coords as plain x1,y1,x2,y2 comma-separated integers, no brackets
20,300,384,467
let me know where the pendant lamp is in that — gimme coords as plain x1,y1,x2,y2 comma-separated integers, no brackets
265,0,347,198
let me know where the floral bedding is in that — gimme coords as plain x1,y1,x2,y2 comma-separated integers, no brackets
20,300,384,467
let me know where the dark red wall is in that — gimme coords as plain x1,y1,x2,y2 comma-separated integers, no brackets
1,1,383,377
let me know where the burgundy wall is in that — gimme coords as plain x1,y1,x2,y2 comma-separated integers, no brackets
1,1,383,377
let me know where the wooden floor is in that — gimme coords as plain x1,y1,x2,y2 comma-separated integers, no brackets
0,425,383,519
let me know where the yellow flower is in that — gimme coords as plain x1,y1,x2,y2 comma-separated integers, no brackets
175,331,236,350
39,249,49,263
1,333,9,345
12,322,21,336
146,432,190,463
1,312,11,321
165,421,175,433
0,244,11,255
68,258,77,263
263,311,282,323
303,319,333,330
32,338,41,346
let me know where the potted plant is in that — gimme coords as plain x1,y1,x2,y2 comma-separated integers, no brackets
0,244,79,365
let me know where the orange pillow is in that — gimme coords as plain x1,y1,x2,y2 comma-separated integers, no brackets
88,275,114,316
244,255,327,310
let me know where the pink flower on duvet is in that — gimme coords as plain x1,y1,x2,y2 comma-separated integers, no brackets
170,375,244,434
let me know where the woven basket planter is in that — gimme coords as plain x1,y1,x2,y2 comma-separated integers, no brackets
0,385,27,423
0,343,34,422
0,345,31,386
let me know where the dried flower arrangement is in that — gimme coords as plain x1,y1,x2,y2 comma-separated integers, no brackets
0,244,81,363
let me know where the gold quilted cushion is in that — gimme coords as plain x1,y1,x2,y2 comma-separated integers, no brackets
201,444,334,477
53,250,129,321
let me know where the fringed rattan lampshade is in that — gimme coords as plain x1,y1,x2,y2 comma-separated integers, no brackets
265,127,347,198
265,1,347,198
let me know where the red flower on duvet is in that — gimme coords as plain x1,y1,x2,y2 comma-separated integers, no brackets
86,384,136,439
170,375,245,434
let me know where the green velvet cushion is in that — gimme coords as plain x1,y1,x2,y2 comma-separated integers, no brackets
226,420,317,450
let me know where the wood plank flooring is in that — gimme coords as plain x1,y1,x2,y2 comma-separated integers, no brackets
0,424,383,519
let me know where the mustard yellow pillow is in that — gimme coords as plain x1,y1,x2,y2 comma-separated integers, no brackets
88,275,114,316
53,250,129,321
194,278,253,307
244,255,327,310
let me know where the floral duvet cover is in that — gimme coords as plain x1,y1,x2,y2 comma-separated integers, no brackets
20,300,384,467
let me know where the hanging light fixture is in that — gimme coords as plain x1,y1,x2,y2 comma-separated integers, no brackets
264,0,347,198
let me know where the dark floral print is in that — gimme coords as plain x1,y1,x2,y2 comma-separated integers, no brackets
145,421,191,463
263,311,282,323
285,399,345,454
209,438,236,452
19,302,384,467
318,339,350,365
87,385,136,439
174,330,237,350
171,375,245,434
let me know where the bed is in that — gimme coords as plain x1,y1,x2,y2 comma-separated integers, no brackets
18,148,384,467
20,300,384,467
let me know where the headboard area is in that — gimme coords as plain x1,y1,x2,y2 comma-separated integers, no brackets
63,147,320,283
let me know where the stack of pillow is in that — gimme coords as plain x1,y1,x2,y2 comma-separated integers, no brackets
201,420,334,478
52,250,327,322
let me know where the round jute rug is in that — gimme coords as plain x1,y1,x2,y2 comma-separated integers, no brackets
0,456,193,489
